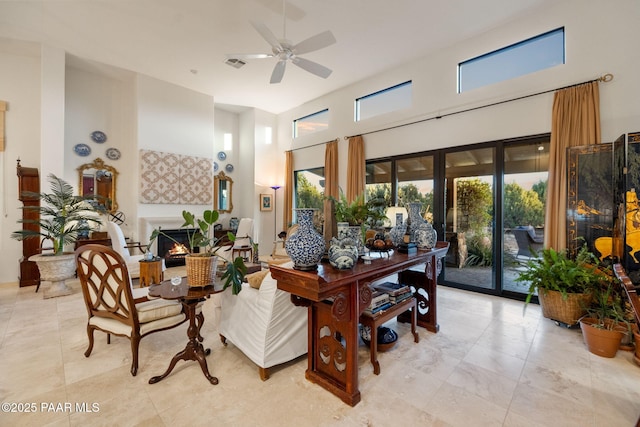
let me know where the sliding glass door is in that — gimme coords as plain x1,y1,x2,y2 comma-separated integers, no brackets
360,134,550,298
443,147,496,291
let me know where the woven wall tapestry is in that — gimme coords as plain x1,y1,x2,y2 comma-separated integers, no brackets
140,149,213,205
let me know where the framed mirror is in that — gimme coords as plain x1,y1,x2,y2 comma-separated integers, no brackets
77,157,118,213
214,171,233,213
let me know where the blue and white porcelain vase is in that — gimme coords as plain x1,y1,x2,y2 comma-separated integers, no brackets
389,213,406,246
407,202,425,242
416,222,437,249
285,208,326,271
328,237,359,270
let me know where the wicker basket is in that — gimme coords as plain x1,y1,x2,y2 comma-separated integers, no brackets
538,289,591,326
185,255,217,287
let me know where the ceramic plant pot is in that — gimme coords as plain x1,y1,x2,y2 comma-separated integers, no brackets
30,253,76,299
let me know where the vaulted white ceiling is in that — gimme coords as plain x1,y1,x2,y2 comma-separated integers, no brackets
0,0,556,114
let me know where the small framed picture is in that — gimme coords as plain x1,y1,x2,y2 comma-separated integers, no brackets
260,194,273,211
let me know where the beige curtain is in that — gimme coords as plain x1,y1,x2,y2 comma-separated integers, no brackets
283,150,294,231
544,81,601,250
346,135,365,203
0,100,7,152
323,140,339,246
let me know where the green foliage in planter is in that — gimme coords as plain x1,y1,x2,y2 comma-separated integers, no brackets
585,280,629,330
150,209,247,294
516,246,604,307
329,191,386,228
11,174,102,255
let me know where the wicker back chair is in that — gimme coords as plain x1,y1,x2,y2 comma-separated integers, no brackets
75,244,186,376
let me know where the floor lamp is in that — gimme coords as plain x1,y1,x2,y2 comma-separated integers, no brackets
270,185,281,239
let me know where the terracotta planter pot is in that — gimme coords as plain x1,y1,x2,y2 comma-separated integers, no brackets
579,317,625,358
633,325,640,366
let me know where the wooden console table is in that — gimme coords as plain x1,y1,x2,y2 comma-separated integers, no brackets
269,241,449,406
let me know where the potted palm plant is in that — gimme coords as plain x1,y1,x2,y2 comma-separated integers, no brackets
11,174,102,298
150,209,247,293
516,246,601,326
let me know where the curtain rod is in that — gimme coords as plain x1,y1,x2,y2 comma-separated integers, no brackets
287,137,339,153
344,73,613,140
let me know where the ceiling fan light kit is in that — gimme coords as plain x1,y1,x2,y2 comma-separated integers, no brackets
226,2,336,84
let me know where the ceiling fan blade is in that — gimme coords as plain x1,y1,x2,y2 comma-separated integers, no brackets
250,21,282,51
270,60,286,84
225,53,273,60
293,30,336,55
292,57,332,79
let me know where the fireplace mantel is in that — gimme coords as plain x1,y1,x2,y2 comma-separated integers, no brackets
139,217,185,254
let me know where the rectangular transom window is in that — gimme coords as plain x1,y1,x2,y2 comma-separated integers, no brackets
355,81,412,122
293,109,329,139
458,27,565,93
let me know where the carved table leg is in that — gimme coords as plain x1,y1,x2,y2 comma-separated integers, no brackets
149,299,218,385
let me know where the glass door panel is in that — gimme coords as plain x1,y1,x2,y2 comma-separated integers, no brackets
503,138,550,294
444,147,495,290
396,156,435,225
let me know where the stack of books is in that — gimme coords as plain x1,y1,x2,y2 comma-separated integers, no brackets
364,290,392,315
373,282,413,304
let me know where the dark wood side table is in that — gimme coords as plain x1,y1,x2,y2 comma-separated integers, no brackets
269,244,449,407
139,258,164,287
359,296,418,375
148,279,222,385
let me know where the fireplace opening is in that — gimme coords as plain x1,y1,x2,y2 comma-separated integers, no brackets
156,229,200,267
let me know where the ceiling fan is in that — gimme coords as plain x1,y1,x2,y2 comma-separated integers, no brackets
226,1,336,84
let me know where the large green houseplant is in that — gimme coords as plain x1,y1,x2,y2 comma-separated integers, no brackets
516,246,601,325
150,209,247,294
330,192,386,228
11,174,103,297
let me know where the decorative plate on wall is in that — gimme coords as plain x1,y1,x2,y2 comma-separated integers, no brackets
105,147,121,160
225,164,234,173
74,143,91,156
217,151,227,161
213,161,219,172
90,130,107,143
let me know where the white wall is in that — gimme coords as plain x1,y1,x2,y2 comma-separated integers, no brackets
64,62,136,229
0,40,42,284
214,107,241,228
135,75,216,242
251,108,279,252
277,0,640,192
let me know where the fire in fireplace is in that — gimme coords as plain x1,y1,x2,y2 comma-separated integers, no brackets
156,229,199,267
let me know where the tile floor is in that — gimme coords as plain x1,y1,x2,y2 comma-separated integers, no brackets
1,269,640,426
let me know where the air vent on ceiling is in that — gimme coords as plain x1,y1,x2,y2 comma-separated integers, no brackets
225,58,246,69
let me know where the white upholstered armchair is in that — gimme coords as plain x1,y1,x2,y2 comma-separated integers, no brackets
217,261,308,380
106,221,165,279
